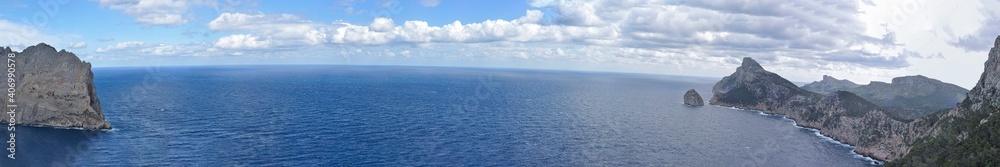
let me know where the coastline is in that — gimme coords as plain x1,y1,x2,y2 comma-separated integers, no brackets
5,123,115,132
710,105,884,165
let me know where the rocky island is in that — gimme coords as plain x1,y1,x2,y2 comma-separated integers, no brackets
0,43,109,130
683,89,704,106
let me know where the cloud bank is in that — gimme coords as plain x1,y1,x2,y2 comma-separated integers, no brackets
85,0,1000,86
170,0,923,70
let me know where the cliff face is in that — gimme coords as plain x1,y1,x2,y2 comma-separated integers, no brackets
710,57,933,161
0,43,109,130
966,36,1000,107
890,36,1000,166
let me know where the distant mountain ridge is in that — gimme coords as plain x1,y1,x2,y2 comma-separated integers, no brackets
709,57,933,161
801,75,859,93
802,75,968,120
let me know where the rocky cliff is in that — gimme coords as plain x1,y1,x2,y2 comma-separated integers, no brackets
710,57,934,161
683,89,704,106
0,43,110,130
889,36,1000,166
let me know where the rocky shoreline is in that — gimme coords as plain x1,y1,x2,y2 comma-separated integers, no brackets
708,57,933,161
708,36,1000,164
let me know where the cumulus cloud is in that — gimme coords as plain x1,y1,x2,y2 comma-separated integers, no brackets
207,0,915,69
213,34,270,49
209,12,327,47
369,17,395,32
206,10,615,48
68,42,88,49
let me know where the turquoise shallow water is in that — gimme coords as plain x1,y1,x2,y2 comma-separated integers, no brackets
0,65,876,166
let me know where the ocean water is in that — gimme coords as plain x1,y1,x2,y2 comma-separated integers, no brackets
0,65,877,166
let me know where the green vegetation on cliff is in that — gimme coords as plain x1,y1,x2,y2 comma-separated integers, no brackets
889,35,1000,166
889,99,1000,166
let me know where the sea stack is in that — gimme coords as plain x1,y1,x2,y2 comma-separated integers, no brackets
0,43,110,130
683,89,704,106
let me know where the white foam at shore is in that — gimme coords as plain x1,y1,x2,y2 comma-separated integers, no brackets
712,105,884,165
19,124,115,132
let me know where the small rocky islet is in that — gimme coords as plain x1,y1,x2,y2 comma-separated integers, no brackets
682,89,704,106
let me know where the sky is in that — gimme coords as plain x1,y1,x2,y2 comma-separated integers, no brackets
0,0,998,88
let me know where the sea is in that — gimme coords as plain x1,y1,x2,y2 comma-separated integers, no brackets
0,65,879,166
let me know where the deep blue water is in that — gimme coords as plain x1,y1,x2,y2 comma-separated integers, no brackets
0,65,877,166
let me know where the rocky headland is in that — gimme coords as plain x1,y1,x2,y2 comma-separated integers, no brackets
709,57,934,161
0,43,109,130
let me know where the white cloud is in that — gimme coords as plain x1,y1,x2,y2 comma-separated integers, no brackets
139,44,203,56
419,0,442,7
96,41,148,52
98,0,193,26
206,10,617,47
0,20,61,47
93,42,221,57
208,12,311,31
209,12,327,46
207,1,907,67
948,0,1000,52
851,0,999,88
213,34,270,49
550,0,605,26
516,10,544,24
98,0,244,27
68,42,88,49
177,0,998,87
369,17,395,32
